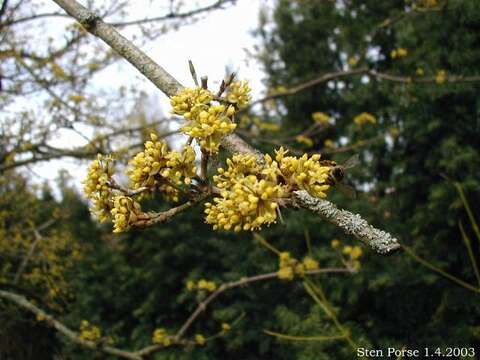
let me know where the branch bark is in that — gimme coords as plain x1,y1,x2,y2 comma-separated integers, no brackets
293,190,400,254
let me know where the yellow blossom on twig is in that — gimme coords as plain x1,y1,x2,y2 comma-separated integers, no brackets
312,112,330,125
353,112,376,126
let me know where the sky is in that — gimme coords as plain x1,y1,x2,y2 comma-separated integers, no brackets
31,0,269,193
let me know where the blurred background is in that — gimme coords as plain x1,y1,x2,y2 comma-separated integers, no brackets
1,0,480,359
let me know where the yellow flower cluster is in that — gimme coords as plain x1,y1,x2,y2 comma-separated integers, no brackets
186,279,217,292
205,154,285,231
152,328,172,347
226,80,251,108
195,334,206,345
390,48,408,59
257,121,281,132
110,195,144,233
83,154,114,223
295,134,314,147
79,320,101,342
277,252,320,281
221,323,231,332
435,70,446,84
332,239,363,270
182,104,237,153
270,147,331,199
170,87,213,118
353,112,377,126
331,239,341,249
170,85,244,154
416,68,425,76
343,245,363,270
324,139,335,149
128,133,197,198
205,148,331,232
348,56,359,67
312,112,330,125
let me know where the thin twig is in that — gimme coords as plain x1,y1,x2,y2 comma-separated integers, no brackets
174,268,353,340
13,219,57,284
0,290,142,360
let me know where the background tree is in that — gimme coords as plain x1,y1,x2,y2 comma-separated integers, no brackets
1,0,480,359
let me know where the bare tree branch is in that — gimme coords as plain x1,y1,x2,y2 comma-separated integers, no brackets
110,0,236,27
246,67,480,110
0,290,142,360
13,219,57,284
50,0,262,159
1,266,353,359
137,267,354,357
293,190,400,254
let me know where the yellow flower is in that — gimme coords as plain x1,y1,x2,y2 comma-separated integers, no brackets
353,112,376,126
278,266,294,281
343,245,353,255
302,256,319,271
170,87,213,118
128,134,196,198
331,239,341,249
312,112,330,125
165,145,197,185
296,135,314,147
222,323,231,332
206,148,331,232
416,68,424,76
257,121,281,132
110,196,144,233
83,154,115,222
350,246,363,260
152,328,171,346
391,48,407,59
197,279,217,292
389,127,400,138
79,320,102,342
186,280,195,291
435,70,446,84
195,334,206,345
205,154,286,231
271,148,331,199
279,251,292,266
127,133,170,189
323,139,335,149
273,85,288,94
277,251,299,280
397,48,408,57
348,56,359,67
226,80,251,108
181,104,237,154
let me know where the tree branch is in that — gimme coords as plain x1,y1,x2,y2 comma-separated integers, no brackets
136,267,353,357
293,190,400,254
50,0,401,254
50,0,261,159
0,290,142,360
110,0,236,27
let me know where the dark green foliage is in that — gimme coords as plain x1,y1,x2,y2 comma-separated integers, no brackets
252,0,480,357
3,1,480,359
